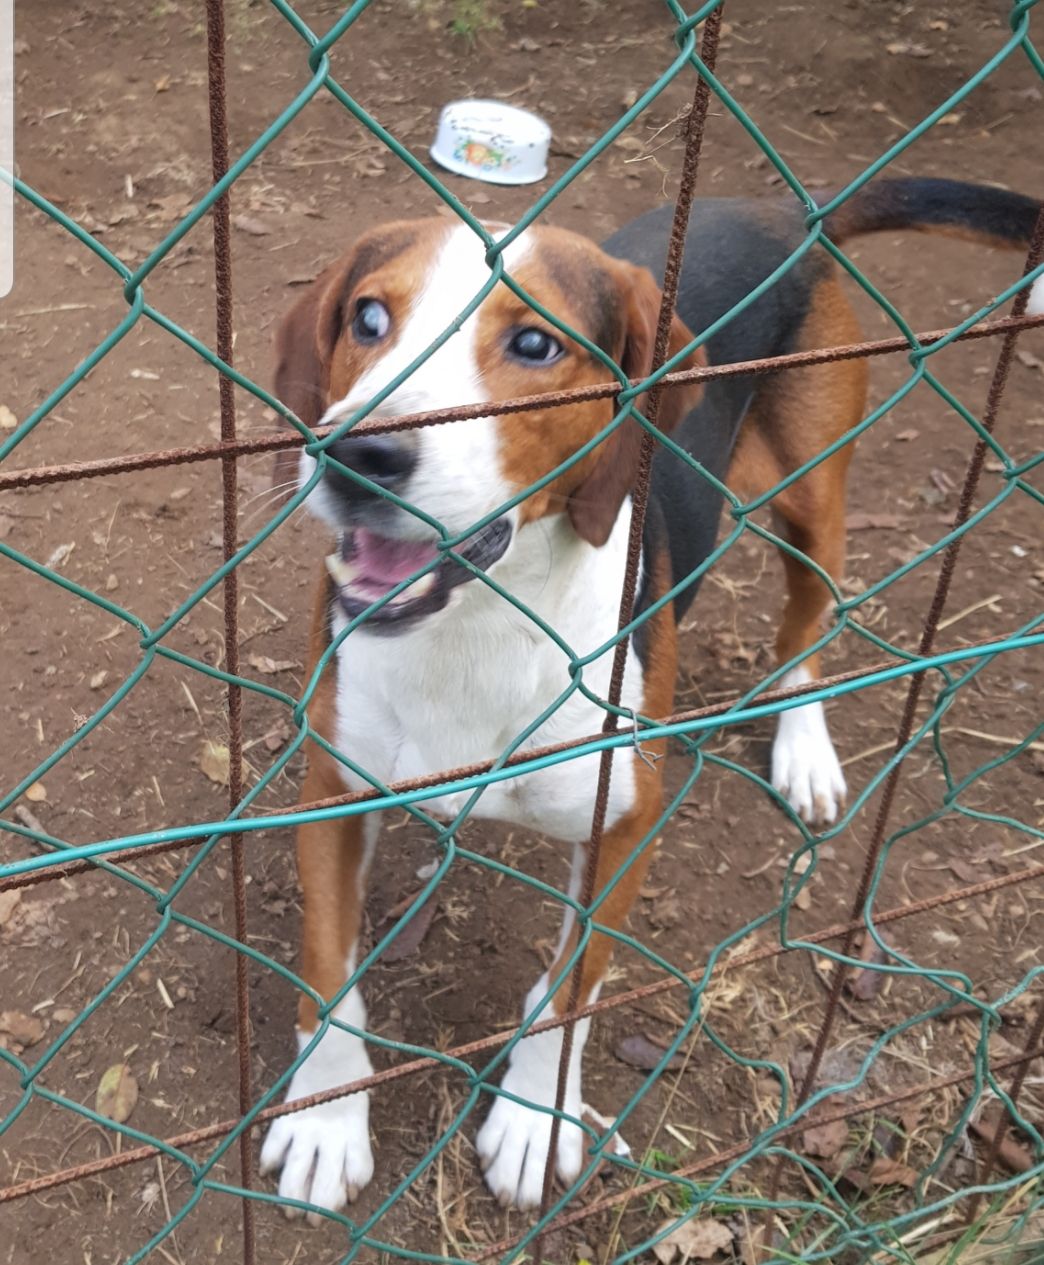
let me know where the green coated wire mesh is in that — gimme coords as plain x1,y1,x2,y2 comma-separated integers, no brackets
1,1,1044,1262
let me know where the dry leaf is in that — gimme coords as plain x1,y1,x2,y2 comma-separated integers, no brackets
969,1108,1034,1173
652,1217,733,1264
89,670,109,691
95,1063,139,1123
0,1010,45,1052
199,740,230,787
738,1222,769,1265
801,1117,848,1159
0,890,22,928
44,542,75,569
247,654,300,675
0,404,17,431
580,1103,631,1157
895,428,919,441
614,1033,684,1072
375,891,437,962
154,74,172,92
847,937,889,1001
846,512,903,531
232,215,272,237
25,782,47,803
868,1155,917,1188
263,723,291,753
886,40,931,57
949,858,979,884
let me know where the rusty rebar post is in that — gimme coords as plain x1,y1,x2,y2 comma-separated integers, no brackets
763,200,1044,1232
965,991,1044,1223
2,857,1041,1210
203,0,255,1259
534,7,725,1250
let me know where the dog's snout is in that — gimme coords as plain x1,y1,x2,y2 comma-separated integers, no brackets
326,433,417,496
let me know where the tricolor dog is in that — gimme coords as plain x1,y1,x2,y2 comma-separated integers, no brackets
259,178,1040,1215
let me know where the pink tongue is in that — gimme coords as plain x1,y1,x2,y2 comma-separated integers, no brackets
352,529,439,588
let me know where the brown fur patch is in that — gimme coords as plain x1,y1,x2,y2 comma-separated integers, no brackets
321,220,449,408
474,228,704,546
270,220,447,489
729,274,866,674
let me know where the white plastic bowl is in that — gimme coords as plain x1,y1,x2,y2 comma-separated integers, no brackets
430,99,551,186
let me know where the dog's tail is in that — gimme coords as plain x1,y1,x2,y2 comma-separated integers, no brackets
823,177,1043,314
822,177,1039,252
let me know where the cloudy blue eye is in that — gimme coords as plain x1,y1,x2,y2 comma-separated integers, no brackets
507,326,564,365
352,298,390,343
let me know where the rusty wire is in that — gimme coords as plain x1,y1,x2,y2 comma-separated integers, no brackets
3,0,1043,1259
536,9,726,1233
766,198,1044,1228
2,854,1040,1210
1,313,1042,495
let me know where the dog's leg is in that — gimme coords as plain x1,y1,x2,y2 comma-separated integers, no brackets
729,276,867,825
260,784,378,1222
767,488,850,823
728,433,853,824
477,571,676,1212
476,789,662,1207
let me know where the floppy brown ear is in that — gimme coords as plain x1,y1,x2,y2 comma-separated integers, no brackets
567,262,704,548
270,257,355,495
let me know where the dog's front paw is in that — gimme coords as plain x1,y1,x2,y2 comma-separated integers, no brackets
476,1077,585,1209
771,697,846,825
260,1092,374,1223
260,1022,375,1224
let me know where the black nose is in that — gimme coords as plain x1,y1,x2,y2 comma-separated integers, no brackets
325,434,417,498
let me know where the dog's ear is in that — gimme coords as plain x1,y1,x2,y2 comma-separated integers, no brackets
270,257,355,496
567,262,704,548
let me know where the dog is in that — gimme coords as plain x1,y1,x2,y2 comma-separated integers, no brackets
258,178,1040,1216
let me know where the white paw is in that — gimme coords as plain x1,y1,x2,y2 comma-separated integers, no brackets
771,670,846,825
260,1015,375,1223
476,1075,585,1208
476,977,592,1209
260,1092,373,1224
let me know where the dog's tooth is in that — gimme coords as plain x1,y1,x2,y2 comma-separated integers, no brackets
325,552,358,588
409,571,435,596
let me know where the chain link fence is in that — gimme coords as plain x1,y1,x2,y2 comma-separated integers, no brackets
1,1,1043,1262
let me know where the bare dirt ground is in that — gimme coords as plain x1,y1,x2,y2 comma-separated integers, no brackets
1,1,1043,1263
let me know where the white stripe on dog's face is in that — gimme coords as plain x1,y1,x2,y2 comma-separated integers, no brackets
302,223,534,540
295,217,703,556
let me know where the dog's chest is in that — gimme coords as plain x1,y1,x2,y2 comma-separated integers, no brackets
329,514,644,840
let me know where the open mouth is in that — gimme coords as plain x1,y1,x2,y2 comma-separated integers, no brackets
325,518,513,630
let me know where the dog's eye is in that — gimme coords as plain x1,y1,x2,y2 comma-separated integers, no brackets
507,326,564,365
352,299,391,343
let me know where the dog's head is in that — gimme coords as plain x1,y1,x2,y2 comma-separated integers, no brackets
274,218,703,630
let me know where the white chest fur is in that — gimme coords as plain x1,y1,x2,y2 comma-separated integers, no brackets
329,505,644,842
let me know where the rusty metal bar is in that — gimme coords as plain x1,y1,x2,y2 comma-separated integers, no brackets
203,0,256,1258
765,198,1044,1223
1,313,1042,494
535,10,725,1236
2,857,1040,1208
3,639,1036,895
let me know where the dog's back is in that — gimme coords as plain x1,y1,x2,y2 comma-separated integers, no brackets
604,178,1041,621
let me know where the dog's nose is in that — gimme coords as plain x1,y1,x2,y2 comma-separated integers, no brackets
325,433,417,497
